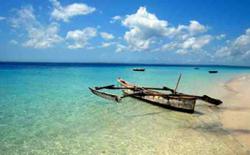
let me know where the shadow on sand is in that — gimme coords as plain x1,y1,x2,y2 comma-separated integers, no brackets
126,111,163,117
191,121,250,136
219,106,250,112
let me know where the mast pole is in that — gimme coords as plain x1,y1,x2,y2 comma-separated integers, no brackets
174,74,182,94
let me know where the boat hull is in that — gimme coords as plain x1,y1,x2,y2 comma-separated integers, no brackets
123,89,196,113
118,79,196,113
133,68,145,71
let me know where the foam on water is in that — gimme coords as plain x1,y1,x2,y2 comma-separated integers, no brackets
0,64,250,154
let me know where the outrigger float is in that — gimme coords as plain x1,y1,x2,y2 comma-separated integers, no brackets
89,75,222,113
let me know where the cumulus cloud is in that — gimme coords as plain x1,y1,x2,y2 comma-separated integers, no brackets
50,0,95,22
100,32,114,40
10,6,37,29
66,27,97,49
120,7,211,53
216,28,250,59
122,7,170,51
172,20,208,40
10,6,62,48
182,35,212,49
161,35,212,53
24,23,63,48
180,20,207,35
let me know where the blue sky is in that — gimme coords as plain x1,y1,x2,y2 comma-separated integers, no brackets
0,0,250,65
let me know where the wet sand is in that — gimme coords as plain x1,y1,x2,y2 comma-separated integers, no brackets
220,74,250,151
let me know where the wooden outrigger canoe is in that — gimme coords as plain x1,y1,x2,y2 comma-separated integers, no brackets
89,77,222,113
117,79,197,113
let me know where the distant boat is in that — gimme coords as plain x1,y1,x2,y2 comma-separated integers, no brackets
133,68,145,71
208,70,218,74
194,67,200,70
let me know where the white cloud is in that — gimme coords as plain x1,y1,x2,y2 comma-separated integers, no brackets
10,6,37,29
183,35,212,49
173,20,208,40
10,6,62,48
66,27,97,49
122,7,170,51
0,16,6,21
110,15,122,23
216,34,226,40
100,41,117,48
216,28,250,59
113,16,121,20
50,0,95,22
234,29,250,46
100,32,114,40
185,20,207,34
101,42,112,47
120,7,211,53
216,46,231,57
160,35,212,54
116,44,126,52
24,23,63,48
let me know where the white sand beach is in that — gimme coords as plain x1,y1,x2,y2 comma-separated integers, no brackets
220,74,250,150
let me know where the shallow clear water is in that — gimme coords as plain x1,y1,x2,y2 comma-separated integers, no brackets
1,64,250,154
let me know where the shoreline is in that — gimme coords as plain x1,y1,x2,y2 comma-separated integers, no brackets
219,74,250,151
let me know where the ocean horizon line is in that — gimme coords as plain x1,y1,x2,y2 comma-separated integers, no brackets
1,61,250,69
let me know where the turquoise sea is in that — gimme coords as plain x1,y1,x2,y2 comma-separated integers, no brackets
1,63,250,154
